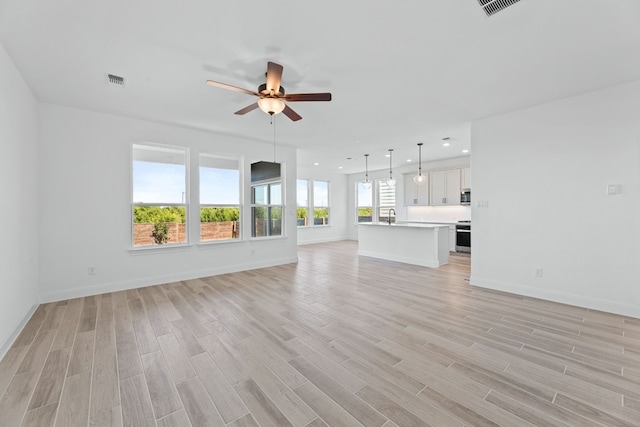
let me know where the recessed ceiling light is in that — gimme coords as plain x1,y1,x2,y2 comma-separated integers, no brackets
338,166,343,169
314,162,320,166
462,149,469,154
442,142,451,147
406,159,412,162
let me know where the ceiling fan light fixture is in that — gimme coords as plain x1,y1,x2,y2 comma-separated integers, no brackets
258,97,285,115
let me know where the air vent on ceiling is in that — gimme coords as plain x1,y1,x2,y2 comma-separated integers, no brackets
477,0,523,17
106,73,126,87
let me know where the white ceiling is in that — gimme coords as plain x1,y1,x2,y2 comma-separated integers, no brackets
1,0,639,174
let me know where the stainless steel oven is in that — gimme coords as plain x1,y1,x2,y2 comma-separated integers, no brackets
455,221,471,253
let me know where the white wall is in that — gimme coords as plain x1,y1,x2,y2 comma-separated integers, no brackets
296,166,349,245
406,206,471,222
0,42,40,355
471,80,640,318
37,104,298,302
346,157,470,240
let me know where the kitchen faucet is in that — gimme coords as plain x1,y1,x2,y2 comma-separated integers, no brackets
388,208,396,224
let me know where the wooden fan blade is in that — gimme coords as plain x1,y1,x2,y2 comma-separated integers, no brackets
266,62,283,94
234,103,259,115
284,93,332,102
206,80,259,97
282,104,302,121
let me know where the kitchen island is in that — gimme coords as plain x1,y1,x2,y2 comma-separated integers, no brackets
358,223,449,268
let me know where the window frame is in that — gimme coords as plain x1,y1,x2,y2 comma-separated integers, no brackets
355,181,374,224
131,142,189,249
251,177,284,238
198,153,242,244
296,179,310,227
377,179,396,224
297,179,331,227
312,180,330,227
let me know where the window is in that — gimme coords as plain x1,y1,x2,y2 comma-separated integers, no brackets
356,181,373,223
252,183,282,237
199,155,240,242
297,179,309,226
378,180,396,223
313,181,330,226
132,144,188,247
297,180,330,227
251,161,282,237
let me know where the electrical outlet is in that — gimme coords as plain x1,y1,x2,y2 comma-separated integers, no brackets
88,267,95,275
534,268,543,278
606,184,620,195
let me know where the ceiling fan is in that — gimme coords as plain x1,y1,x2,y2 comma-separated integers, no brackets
206,61,331,122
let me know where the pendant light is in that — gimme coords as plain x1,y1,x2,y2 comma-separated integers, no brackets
386,149,396,188
362,154,372,189
413,143,426,185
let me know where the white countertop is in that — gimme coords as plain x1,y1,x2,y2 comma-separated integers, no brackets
396,220,462,226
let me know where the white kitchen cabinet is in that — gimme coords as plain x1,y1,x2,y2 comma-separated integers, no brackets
403,172,429,205
430,169,461,206
358,223,449,267
462,167,471,189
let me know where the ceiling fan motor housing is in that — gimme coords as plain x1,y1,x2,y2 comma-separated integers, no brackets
258,83,285,97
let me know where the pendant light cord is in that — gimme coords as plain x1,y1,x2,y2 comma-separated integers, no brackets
365,154,369,181
272,114,276,163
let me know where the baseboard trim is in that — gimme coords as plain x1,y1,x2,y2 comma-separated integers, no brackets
39,256,299,303
470,276,640,319
0,303,39,360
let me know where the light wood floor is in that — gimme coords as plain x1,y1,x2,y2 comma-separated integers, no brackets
1,241,640,426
